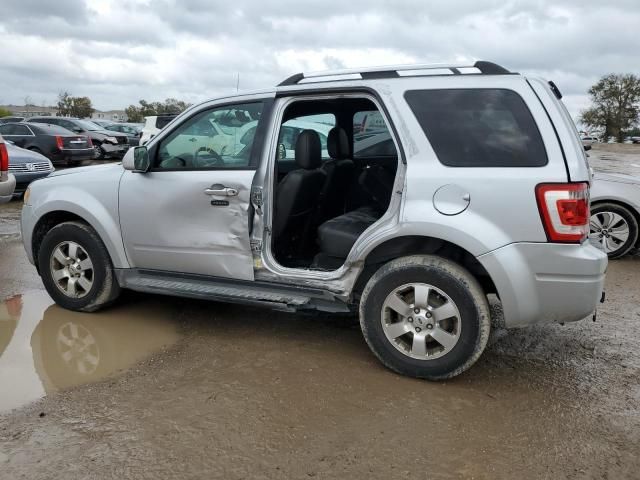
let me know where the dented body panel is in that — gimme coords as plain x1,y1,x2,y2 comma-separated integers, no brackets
21,69,607,326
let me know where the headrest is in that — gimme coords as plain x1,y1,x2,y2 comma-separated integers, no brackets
295,129,322,169
327,127,350,160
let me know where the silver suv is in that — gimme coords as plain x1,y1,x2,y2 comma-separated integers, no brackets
20,61,607,380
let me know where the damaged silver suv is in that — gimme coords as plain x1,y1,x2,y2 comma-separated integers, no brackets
21,61,607,380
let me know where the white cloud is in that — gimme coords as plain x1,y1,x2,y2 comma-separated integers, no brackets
0,0,638,121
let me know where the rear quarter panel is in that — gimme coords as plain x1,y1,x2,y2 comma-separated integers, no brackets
374,75,568,256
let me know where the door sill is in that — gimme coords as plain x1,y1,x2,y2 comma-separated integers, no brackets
115,268,351,313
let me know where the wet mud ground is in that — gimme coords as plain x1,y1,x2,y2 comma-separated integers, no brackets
1,150,639,479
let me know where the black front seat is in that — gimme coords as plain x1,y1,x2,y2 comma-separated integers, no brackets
273,130,327,256
316,127,355,223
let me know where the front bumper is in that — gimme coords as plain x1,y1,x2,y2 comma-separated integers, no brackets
478,242,607,328
102,143,130,158
0,173,16,203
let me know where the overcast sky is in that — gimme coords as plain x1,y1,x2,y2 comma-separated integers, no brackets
1,0,638,121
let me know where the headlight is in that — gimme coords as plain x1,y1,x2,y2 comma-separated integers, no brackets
105,136,118,144
24,186,31,205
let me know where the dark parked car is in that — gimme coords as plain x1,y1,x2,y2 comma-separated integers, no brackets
26,117,129,160
0,116,25,124
0,122,94,167
91,119,116,128
6,140,54,194
105,122,143,146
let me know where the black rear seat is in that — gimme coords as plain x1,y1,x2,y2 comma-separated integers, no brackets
317,206,380,258
313,165,395,267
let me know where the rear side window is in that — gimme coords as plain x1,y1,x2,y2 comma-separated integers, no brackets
404,89,547,167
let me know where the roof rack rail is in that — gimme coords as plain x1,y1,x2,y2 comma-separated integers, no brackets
278,60,513,86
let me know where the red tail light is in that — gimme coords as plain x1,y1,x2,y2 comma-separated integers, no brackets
55,136,64,150
0,142,8,172
536,183,590,243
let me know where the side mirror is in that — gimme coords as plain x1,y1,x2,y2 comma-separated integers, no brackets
584,145,592,152
277,143,286,160
123,146,150,172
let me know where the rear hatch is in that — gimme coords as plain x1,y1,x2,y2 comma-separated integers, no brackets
526,77,591,182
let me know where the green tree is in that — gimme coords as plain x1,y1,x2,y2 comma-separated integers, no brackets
57,91,73,116
125,98,191,123
580,73,640,142
70,96,94,118
0,107,12,118
57,91,95,118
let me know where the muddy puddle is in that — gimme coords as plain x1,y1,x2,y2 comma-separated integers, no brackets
0,291,181,412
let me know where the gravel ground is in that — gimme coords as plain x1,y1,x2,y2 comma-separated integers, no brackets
0,150,639,479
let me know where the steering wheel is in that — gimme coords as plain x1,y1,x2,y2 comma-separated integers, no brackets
194,146,224,167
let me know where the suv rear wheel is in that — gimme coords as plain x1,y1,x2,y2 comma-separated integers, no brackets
38,221,121,312
359,255,490,380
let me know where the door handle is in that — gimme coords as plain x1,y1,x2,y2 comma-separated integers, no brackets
204,186,238,196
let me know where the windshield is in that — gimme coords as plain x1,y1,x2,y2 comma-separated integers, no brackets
75,119,103,131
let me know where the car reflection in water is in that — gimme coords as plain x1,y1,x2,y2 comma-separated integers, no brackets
0,291,180,412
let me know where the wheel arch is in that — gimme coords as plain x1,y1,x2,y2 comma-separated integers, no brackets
31,207,127,273
352,235,498,301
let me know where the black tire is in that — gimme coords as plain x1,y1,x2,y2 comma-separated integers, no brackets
359,255,490,380
93,143,105,160
590,202,639,259
38,221,121,312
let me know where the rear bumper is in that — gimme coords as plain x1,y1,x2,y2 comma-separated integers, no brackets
0,174,16,203
53,148,95,163
478,242,607,328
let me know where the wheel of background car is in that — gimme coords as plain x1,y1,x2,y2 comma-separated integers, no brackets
359,255,490,380
589,202,639,259
194,146,224,167
38,221,121,312
93,143,105,160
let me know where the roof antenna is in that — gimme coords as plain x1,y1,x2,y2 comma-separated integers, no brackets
235,73,240,92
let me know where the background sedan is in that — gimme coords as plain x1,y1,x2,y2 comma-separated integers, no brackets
105,122,143,146
6,141,53,195
0,122,93,167
590,172,640,258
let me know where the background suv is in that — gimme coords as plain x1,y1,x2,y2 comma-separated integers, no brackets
20,61,607,380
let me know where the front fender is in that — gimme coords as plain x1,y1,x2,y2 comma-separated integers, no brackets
25,175,129,269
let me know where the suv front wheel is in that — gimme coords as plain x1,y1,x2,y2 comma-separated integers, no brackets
359,255,490,380
38,221,121,312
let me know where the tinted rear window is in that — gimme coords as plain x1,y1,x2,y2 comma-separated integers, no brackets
404,89,547,167
156,116,175,129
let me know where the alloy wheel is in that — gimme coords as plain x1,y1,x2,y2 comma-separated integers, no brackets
381,283,461,360
589,211,630,254
49,241,94,298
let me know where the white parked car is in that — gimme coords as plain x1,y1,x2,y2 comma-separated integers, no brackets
140,115,177,145
590,172,640,258
581,135,599,146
